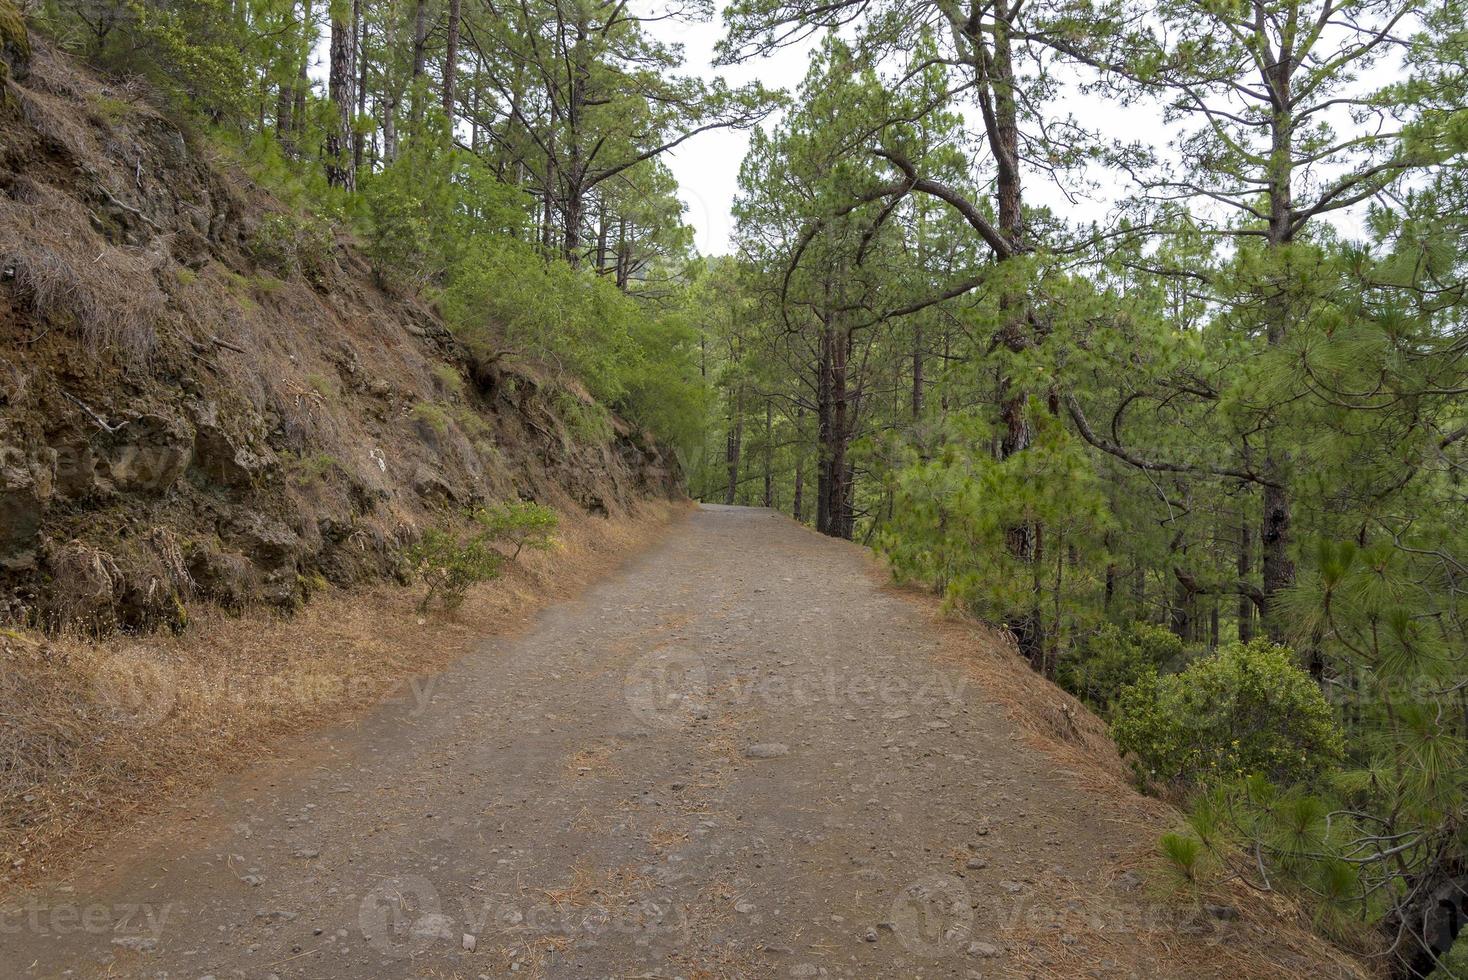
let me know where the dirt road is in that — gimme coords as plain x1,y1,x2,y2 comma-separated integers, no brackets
4,505,1353,978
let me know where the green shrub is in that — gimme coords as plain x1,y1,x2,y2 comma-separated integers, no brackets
405,527,504,614
304,372,338,400
550,388,613,445
1057,621,1185,716
474,501,558,559
432,364,466,400
1111,639,1344,787
407,502,558,613
412,401,450,436
250,213,335,284
286,451,339,487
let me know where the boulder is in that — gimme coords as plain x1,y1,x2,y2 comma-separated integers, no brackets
227,510,301,568
186,544,259,612
411,465,457,505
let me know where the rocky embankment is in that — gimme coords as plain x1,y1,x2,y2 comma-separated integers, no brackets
0,25,678,634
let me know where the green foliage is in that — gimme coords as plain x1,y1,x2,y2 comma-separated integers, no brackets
408,501,560,613
405,526,503,615
360,118,528,294
440,238,702,454
1057,621,1185,716
411,401,450,437
1112,640,1346,787
304,372,338,400
250,212,335,285
473,501,558,559
0,0,29,84
549,388,613,445
285,451,339,487
431,364,465,401
37,0,248,117
877,408,1112,673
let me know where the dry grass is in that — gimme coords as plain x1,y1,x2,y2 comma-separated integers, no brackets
0,499,691,891
0,174,164,363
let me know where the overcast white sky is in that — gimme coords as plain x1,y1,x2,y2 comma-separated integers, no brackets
643,3,1166,257
647,10,815,256
644,4,1390,257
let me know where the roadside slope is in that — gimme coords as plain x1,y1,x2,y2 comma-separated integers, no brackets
0,34,683,893
4,506,1367,979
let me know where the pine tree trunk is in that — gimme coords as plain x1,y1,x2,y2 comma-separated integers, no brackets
763,400,773,508
410,0,428,121
725,383,743,506
1238,518,1255,643
1259,42,1297,644
912,319,923,420
793,405,805,523
293,0,311,141
352,0,365,171
815,319,833,535
442,0,461,117
325,6,354,188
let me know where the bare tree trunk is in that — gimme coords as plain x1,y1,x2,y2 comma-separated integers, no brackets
912,318,923,420
442,0,461,117
1260,41,1297,646
793,405,805,523
763,400,774,508
1238,517,1255,643
725,382,743,506
815,323,833,535
352,0,366,172
325,3,355,188
410,0,428,121
293,0,312,142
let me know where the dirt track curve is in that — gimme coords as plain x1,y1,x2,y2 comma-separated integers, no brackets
5,505,1347,979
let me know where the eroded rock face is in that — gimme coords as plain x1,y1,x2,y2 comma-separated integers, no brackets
102,413,193,492
0,457,43,570
191,403,275,488
411,464,457,506
186,544,260,612
227,510,301,569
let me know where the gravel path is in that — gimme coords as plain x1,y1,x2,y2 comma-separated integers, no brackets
5,505,1317,978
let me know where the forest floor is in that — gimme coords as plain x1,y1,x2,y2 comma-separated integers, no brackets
3,505,1369,978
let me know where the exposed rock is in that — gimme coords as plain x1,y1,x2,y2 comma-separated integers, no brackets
191,403,275,488
186,544,259,612
0,454,43,569
411,465,458,506
102,413,192,492
226,510,301,569
314,519,391,587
